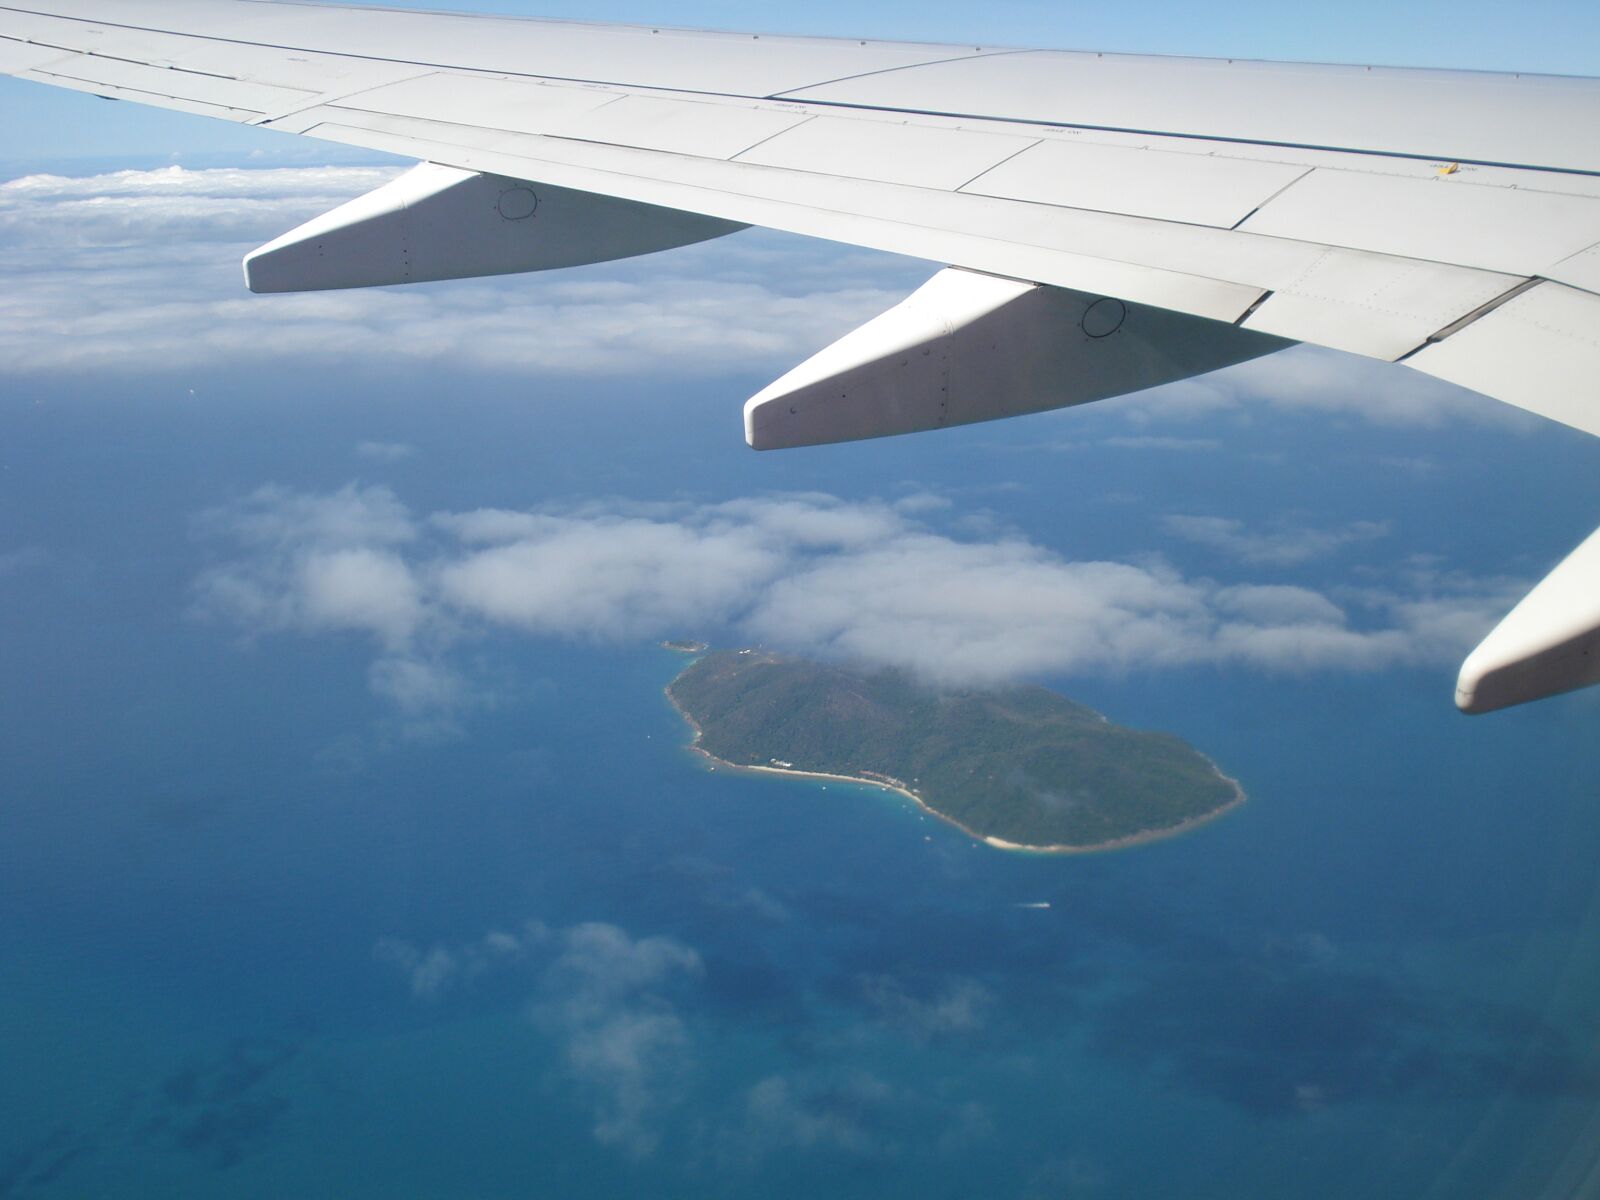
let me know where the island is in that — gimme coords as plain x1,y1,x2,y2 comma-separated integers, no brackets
666,649,1243,853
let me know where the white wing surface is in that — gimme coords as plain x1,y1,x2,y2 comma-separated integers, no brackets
2,0,1597,711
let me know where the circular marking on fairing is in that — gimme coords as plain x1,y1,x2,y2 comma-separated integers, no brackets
1081,297,1126,338
497,187,538,220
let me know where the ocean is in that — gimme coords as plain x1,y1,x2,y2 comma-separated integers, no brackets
2,361,1598,1197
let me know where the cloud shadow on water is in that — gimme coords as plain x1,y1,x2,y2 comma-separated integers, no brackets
1090,949,1600,1117
0,1124,96,1198
141,1029,307,1170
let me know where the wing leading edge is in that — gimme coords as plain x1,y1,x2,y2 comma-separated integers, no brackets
1,0,1596,712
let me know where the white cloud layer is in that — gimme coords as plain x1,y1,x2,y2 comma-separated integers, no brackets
0,164,1531,430
193,485,1523,718
0,164,913,378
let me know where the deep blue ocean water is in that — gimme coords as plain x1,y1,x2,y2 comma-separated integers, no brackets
2,362,1598,1197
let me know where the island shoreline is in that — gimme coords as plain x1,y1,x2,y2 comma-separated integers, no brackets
664,682,1245,856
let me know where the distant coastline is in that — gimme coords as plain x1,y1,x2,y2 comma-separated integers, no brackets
664,680,1244,855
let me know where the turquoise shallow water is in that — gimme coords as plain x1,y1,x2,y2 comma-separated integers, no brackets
2,369,1599,1196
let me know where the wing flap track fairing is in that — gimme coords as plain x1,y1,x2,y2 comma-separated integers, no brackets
243,161,746,293
744,267,1290,449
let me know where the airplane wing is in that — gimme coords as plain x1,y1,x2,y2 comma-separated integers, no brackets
2,0,1597,713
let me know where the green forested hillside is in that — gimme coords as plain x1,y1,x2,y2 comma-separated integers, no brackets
668,650,1240,849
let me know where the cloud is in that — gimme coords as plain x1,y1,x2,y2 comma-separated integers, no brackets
194,481,416,553
0,164,916,378
193,486,1523,716
860,974,994,1041
191,484,462,727
1214,584,1348,626
296,547,424,646
374,919,549,1002
540,922,704,1009
1164,514,1391,566
716,1064,993,1166
365,655,472,720
376,918,703,1157
0,164,1538,437
726,1069,900,1162
0,164,403,248
434,512,780,639
373,918,995,1166
532,923,704,1158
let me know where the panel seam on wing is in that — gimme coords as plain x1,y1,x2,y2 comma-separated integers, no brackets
764,47,1032,101
1394,277,1544,360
